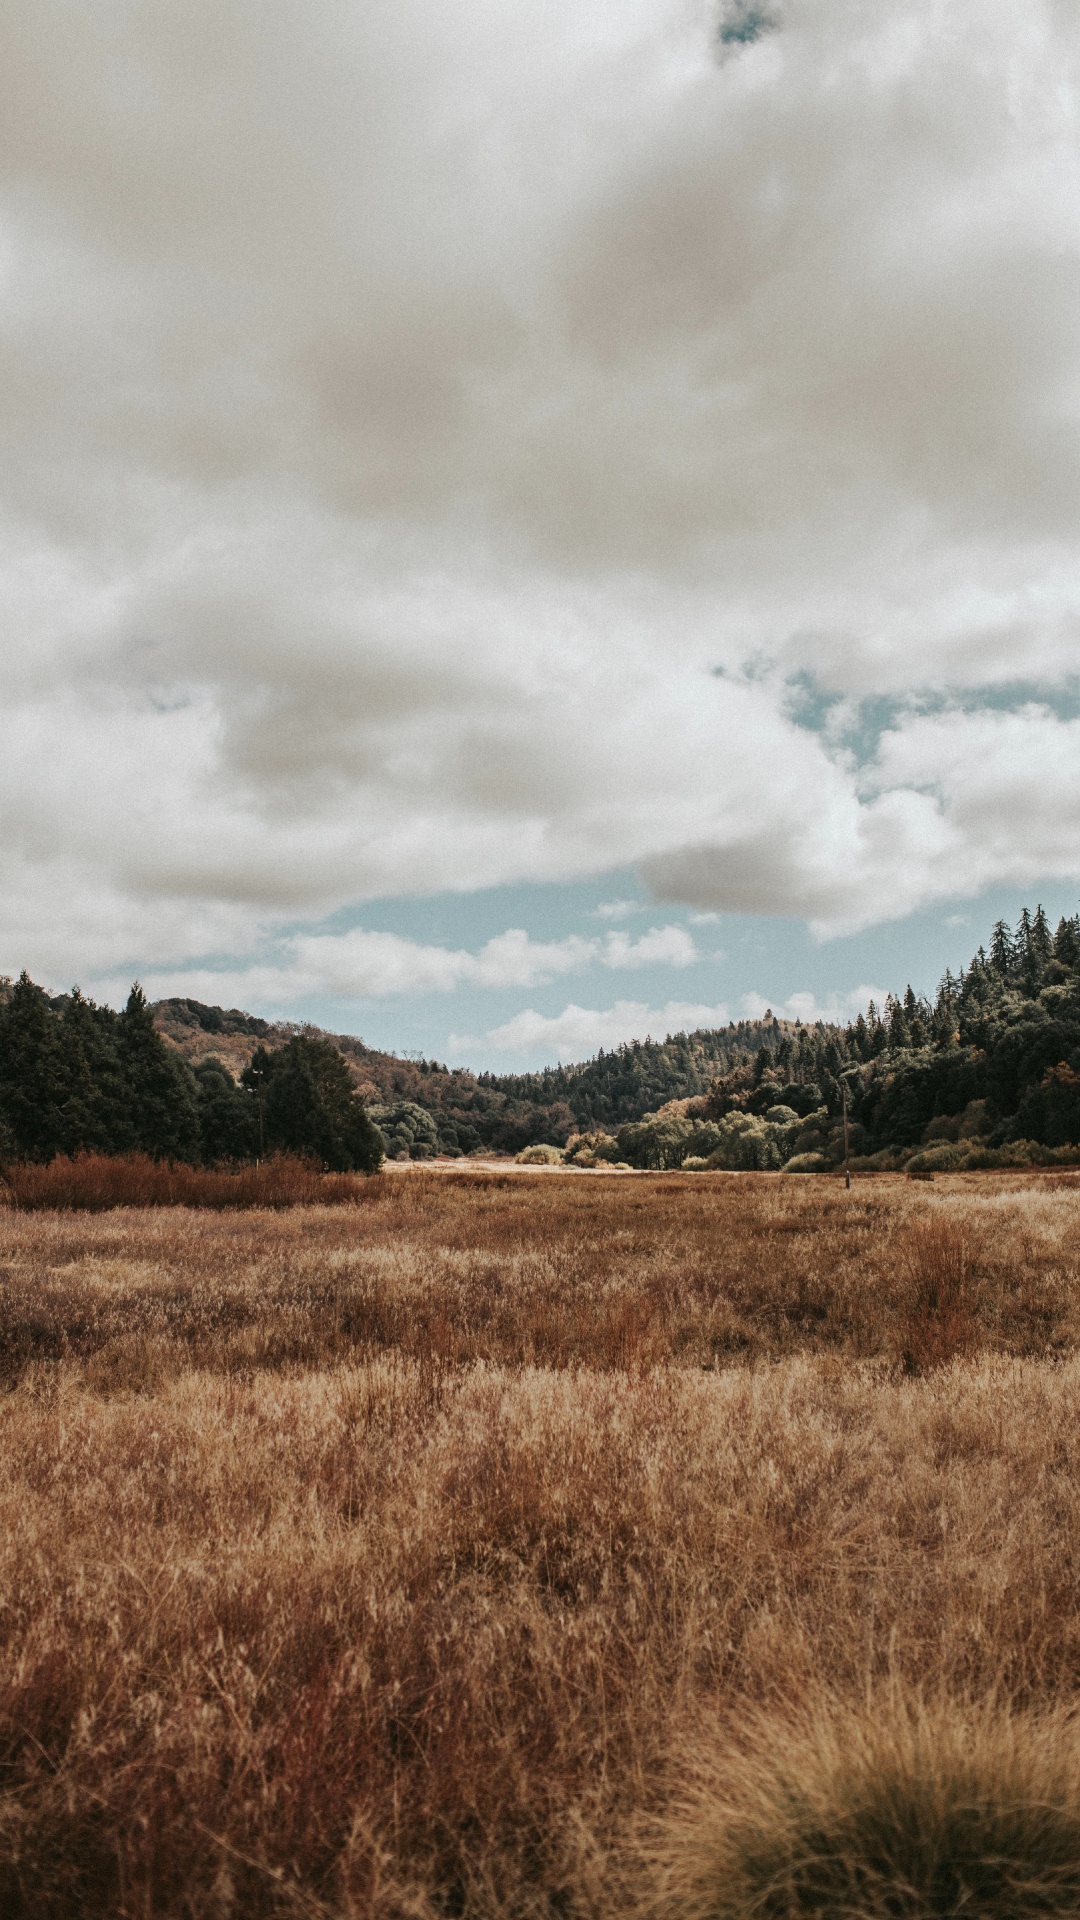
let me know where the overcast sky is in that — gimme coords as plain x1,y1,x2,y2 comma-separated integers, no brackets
3,0,1080,1066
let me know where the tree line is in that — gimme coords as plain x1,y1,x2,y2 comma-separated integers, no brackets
0,977,382,1171
585,906,1080,1170
4,905,1080,1170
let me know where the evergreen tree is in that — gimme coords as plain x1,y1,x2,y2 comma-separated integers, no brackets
886,994,909,1049
1055,916,1080,967
243,1036,382,1171
194,1058,258,1164
115,985,200,1160
58,989,127,1153
0,973,69,1160
990,921,1014,976
1031,904,1053,964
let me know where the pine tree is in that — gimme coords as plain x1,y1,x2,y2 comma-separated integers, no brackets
243,1036,382,1172
1055,916,1080,967
116,985,200,1160
58,989,126,1153
990,921,1014,976
0,973,68,1160
1031,904,1053,963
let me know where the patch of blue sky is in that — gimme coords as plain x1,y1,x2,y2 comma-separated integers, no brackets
782,670,1080,769
717,3,778,50
108,872,1080,1070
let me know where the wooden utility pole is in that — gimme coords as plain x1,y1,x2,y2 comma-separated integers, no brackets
843,1082,851,1190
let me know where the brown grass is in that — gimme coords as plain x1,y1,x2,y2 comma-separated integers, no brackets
0,1152,373,1211
3,1173,1080,1915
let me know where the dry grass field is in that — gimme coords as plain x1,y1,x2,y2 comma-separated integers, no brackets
4,1169,1080,1916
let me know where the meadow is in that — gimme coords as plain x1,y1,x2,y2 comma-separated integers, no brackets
4,1169,1080,1915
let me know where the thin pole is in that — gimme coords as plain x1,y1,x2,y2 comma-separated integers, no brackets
843,1083,851,1190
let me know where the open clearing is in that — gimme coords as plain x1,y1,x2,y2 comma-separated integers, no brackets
4,1170,1080,1916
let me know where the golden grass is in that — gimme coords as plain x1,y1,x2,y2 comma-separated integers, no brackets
648,1696,1080,1918
3,1172,1080,1916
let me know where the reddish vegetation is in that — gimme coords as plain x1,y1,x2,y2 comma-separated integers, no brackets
0,1150,374,1211
2,1173,1080,1916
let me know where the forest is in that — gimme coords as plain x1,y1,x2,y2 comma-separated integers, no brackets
2,906,1080,1170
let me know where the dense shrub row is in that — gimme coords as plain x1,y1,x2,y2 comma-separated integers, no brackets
0,1151,376,1210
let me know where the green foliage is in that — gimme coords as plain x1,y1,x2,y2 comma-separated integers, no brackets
0,974,200,1165
515,1142,564,1165
5,903,1080,1172
115,986,200,1162
368,1100,442,1160
193,1057,258,1165
704,1112,784,1171
243,1037,382,1173
0,973,69,1160
0,983,381,1173
614,1114,726,1169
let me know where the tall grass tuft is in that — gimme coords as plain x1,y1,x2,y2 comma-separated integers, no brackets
0,1151,378,1210
650,1697,1080,1919
896,1218,978,1374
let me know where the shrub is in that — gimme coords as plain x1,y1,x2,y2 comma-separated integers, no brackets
564,1131,619,1166
368,1099,442,1160
516,1143,564,1165
616,1116,724,1169
907,1143,968,1173
783,1152,829,1173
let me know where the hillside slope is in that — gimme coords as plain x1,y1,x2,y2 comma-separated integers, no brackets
152,998,786,1155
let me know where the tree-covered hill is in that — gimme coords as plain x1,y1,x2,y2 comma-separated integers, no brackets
3,905,1080,1168
153,996,768,1157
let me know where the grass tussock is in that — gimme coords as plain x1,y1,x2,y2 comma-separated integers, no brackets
650,1696,1080,1919
3,1175,1080,1915
0,1151,374,1211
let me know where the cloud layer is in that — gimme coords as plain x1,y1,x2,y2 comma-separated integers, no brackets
2,0,1080,990
99,922,699,1011
452,999,735,1066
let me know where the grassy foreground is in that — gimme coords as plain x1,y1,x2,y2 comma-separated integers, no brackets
3,1170,1080,1916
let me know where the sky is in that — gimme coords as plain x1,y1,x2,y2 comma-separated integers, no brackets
2,0,1080,1069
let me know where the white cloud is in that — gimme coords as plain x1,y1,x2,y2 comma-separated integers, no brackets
592,899,641,921
452,998,733,1064
1,0,1080,978
599,925,699,969
88,921,700,1009
741,984,889,1025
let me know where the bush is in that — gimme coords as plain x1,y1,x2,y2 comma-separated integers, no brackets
907,1142,968,1172
564,1130,619,1166
515,1143,564,1166
368,1099,442,1161
783,1152,829,1173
